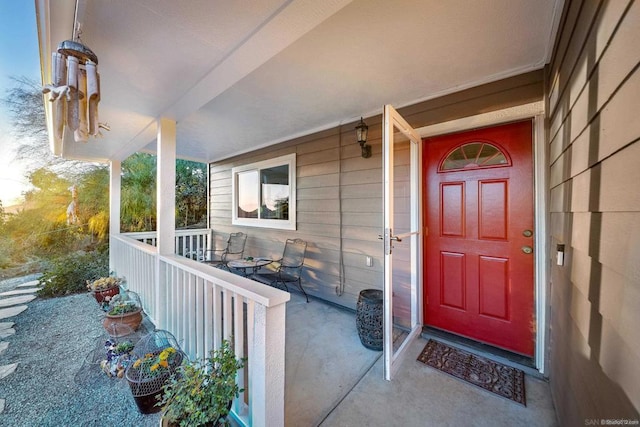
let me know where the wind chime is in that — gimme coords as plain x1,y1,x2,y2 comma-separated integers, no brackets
42,28,107,143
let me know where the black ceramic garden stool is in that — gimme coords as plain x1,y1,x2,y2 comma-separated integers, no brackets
356,289,383,351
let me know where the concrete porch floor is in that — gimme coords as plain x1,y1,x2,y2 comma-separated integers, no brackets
284,292,558,426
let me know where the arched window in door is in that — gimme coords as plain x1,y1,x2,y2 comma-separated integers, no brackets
439,141,510,172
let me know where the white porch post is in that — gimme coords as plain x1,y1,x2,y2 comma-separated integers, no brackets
250,303,286,426
109,160,122,273
155,118,177,328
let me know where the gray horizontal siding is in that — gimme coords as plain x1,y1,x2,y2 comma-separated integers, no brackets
209,70,543,310
210,127,381,308
546,0,640,423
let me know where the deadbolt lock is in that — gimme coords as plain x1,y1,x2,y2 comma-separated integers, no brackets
522,229,533,238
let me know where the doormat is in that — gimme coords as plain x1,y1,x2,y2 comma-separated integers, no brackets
417,339,526,406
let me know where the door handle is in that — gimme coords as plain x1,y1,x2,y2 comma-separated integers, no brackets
378,234,402,242
380,229,399,255
521,245,533,254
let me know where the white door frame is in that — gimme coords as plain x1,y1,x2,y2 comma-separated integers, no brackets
416,101,548,374
382,105,423,381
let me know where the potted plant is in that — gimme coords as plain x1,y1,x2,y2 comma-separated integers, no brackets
102,291,143,337
100,338,135,378
87,275,122,304
159,339,245,426
125,330,184,414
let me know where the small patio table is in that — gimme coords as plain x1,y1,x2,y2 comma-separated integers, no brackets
227,258,272,278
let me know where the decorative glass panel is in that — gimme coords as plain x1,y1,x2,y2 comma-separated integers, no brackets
440,142,509,172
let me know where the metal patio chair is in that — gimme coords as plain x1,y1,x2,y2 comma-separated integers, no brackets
253,238,308,302
203,232,247,270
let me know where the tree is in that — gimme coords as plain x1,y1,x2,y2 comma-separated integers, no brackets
3,168,73,259
176,160,207,228
2,77,46,142
121,153,157,232
0,201,9,268
120,153,208,231
79,167,110,240
1,76,98,177
1,76,208,276
0,199,5,229
0,165,111,265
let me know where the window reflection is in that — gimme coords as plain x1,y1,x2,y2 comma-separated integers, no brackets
261,165,289,220
237,171,259,218
232,153,296,230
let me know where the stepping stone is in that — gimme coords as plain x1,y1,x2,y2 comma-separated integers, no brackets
0,327,14,339
0,295,36,308
0,363,17,380
0,342,8,355
0,306,27,320
16,280,40,288
0,399,4,414
0,288,40,297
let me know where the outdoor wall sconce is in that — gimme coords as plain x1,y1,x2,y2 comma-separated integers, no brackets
355,117,371,158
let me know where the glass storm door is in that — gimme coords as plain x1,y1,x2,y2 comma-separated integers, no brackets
382,105,422,380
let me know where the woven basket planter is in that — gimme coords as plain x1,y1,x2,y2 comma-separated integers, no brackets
125,350,183,414
125,330,184,414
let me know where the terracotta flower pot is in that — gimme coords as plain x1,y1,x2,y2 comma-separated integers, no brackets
92,285,120,303
103,308,143,337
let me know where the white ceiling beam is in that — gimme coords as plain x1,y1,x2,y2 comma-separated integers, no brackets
164,0,353,122
112,0,353,161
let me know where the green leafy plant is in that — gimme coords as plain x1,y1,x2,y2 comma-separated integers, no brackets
115,341,135,354
108,301,138,315
160,339,245,426
106,292,140,315
36,249,109,298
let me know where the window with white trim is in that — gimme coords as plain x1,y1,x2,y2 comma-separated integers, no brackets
232,153,296,230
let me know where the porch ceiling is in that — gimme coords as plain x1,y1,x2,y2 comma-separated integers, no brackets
36,0,563,163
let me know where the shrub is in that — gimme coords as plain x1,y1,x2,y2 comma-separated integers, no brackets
160,339,244,426
37,249,109,298
0,238,12,269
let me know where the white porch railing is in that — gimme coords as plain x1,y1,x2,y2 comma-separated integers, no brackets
110,233,290,426
123,228,212,259
111,234,158,319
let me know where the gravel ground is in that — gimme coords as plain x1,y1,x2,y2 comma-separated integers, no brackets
0,276,162,426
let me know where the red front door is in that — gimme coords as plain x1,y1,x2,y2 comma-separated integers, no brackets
423,120,534,356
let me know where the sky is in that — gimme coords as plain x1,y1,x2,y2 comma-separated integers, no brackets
0,1,41,206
